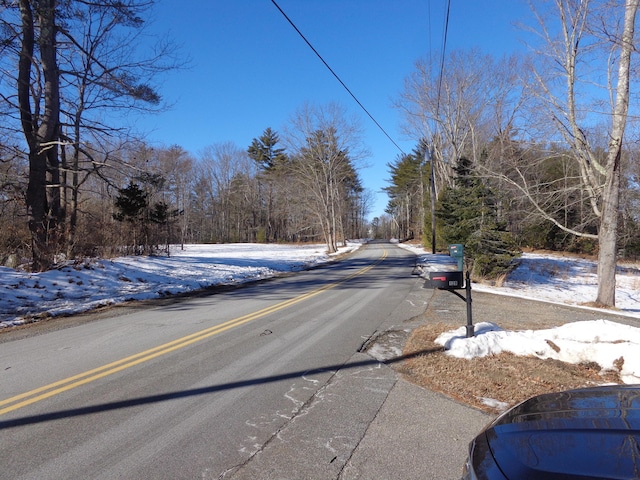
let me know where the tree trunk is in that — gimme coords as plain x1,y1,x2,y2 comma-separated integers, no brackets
596,0,638,307
597,152,621,306
19,0,62,271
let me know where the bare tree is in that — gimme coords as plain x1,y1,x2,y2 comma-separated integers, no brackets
284,103,367,253
597,0,638,306
400,1,638,307
397,51,525,196
514,0,638,307
55,1,178,257
0,145,29,263
14,0,62,271
156,146,194,248
397,50,530,252
198,142,258,243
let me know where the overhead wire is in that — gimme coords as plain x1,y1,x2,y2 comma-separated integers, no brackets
435,0,451,119
269,0,405,155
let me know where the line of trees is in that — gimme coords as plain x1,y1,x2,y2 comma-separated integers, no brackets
0,115,371,266
386,0,640,308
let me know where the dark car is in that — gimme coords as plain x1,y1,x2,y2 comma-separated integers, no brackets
462,385,640,479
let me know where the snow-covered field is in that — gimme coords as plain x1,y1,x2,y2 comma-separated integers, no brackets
2,242,640,383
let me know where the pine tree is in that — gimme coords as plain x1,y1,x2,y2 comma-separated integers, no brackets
383,149,427,241
437,157,520,278
247,127,287,171
113,183,148,223
114,182,176,255
247,128,289,242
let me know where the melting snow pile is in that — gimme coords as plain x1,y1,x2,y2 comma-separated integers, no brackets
436,320,640,384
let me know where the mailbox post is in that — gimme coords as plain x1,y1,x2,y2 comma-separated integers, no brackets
419,245,474,338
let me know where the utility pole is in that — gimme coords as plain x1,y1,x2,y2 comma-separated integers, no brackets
429,145,436,253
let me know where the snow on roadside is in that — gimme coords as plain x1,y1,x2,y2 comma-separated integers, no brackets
436,320,640,384
4,240,640,387
0,242,362,328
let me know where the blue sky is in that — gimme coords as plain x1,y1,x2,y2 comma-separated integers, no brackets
137,0,532,218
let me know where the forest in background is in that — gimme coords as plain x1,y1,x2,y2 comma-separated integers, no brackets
0,120,371,263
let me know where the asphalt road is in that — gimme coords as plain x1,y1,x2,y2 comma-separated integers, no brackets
0,242,437,479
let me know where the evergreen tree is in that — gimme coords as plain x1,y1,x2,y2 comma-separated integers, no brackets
437,157,520,278
114,181,176,254
247,127,287,171
383,148,427,241
114,182,148,253
113,183,148,224
247,128,289,242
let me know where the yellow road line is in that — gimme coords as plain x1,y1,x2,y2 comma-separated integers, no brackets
0,250,387,417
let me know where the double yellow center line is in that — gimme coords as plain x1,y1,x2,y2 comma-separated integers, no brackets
0,250,387,417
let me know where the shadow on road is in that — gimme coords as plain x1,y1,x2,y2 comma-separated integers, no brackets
0,346,442,430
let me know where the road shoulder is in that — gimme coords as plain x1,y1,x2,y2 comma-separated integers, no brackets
341,378,491,480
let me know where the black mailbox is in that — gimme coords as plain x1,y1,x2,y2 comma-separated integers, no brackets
427,271,464,289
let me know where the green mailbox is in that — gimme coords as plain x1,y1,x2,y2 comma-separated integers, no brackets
448,244,464,271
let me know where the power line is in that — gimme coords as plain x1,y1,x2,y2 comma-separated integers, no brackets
270,0,405,155
435,0,451,119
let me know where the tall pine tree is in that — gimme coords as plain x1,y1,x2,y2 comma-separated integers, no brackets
247,128,289,242
383,149,427,241
247,127,288,171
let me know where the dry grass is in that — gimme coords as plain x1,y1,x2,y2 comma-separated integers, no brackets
397,323,621,414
